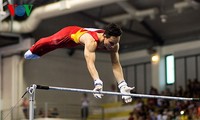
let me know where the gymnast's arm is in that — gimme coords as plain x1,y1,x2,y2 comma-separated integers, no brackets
110,44,134,103
110,43,125,84
81,34,100,81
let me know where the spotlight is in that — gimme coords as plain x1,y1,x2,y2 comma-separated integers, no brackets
151,54,159,63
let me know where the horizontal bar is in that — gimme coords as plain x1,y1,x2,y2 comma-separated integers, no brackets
35,84,200,101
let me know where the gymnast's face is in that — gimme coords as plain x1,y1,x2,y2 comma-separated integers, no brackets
103,35,120,50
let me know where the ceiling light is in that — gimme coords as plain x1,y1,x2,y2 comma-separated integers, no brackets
151,54,160,64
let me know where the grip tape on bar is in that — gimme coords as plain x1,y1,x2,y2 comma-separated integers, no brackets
36,85,49,90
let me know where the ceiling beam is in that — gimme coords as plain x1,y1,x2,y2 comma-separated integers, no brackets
115,1,163,45
1,0,125,33
80,12,153,39
140,21,164,45
116,1,159,21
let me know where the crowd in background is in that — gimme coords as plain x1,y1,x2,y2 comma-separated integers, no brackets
128,78,200,120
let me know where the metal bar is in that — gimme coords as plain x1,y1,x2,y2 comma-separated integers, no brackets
36,84,200,101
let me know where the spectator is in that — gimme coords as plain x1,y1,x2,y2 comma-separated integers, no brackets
38,108,45,118
128,112,134,120
21,98,29,119
81,93,89,120
51,107,59,118
178,86,184,96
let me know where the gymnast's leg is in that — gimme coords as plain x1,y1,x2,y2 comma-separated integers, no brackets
24,27,70,59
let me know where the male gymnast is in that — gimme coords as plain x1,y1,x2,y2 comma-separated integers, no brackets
24,23,134,103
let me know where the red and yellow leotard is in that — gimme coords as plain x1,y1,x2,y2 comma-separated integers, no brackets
29,26,105,56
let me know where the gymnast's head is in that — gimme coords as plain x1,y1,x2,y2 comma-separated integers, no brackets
103,23,123,50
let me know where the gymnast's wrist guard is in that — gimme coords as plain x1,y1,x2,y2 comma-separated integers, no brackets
118,80,127,89
94,79,103,87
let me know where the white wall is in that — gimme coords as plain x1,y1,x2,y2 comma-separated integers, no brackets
1,55,24,119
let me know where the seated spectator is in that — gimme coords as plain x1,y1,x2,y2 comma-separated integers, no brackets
21,98,29,119
128,112,134,120
51,107,59,118
38,108,45,118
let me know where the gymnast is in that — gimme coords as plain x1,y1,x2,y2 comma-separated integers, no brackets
24,23,134,103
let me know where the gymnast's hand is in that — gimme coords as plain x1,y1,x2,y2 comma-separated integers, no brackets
120,86,135,103
118,80,135,103
93,79,103,99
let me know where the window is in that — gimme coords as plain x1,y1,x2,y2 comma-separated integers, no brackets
165,55,175,84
